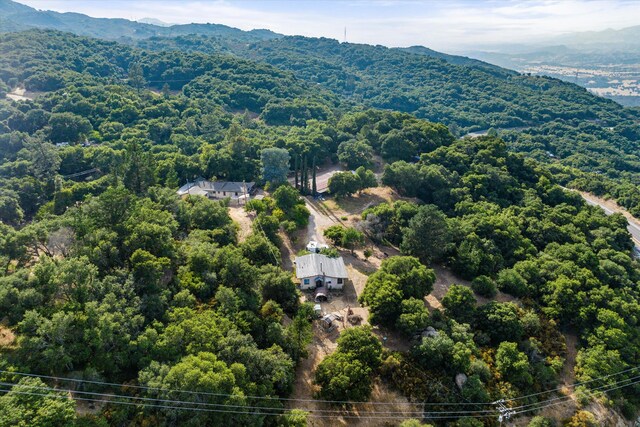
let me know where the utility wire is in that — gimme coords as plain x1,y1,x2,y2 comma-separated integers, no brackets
3,377,638,421
0,381,284,414
246,206,282,266
503,364,640,403
0,388,493,420
5,364,637,410
0,387,287,417
510,373,640,412
0,369,492,407
4,367,637,420
2,364,638,410
511,375,640,410
512,377,640,416
0,380,496,416
254,217,281,265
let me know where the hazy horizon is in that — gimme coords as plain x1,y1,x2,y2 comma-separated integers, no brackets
13,0,640,52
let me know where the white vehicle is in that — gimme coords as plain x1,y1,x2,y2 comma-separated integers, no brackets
306,240,329,253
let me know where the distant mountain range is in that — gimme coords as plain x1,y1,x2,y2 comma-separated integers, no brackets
463,26,640,107
137,18,173,27
2,0,639,106
0,0,280,41
466,24,640,66
549,25,640,52
0,0,497,74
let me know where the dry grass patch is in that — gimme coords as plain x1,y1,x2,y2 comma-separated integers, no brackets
0,323,16,348
323,186,410,219
228,205,253,243
430,265,518,307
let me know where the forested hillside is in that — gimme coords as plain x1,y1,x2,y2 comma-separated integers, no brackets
3,0,640,215
0,23,639,427
0,0,280,41
120,33,640,216
239,37,640,214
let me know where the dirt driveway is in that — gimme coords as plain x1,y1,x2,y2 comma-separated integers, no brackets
228,205,253,243
304,199,336,245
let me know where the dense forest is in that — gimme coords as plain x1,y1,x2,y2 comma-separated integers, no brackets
0,18,639,427
124,33,640,217
3,0,640,213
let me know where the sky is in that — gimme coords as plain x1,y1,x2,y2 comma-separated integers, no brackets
14,0,640,52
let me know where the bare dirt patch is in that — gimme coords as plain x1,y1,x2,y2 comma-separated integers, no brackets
6,87,40,101
0,322,16,348
279,231,297,272
304,199,337,245
75,398,106,417
513,398,628,427
428,265,518,311
289,321,416,426
561,330,578,387
228,205,253,243
323,186,418,222
287,186,452,423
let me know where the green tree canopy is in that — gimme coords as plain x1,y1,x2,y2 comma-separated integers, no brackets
261,147,290,185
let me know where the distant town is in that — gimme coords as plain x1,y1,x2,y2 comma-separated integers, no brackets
520,64,640,107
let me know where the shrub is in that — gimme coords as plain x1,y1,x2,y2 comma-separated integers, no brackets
496,268,528,297
319,247,340,258
527,416,555,427
471,275,497,298
565,411,597,427
441,285,476,323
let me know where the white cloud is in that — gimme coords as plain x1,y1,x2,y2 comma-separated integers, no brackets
14,0,640,51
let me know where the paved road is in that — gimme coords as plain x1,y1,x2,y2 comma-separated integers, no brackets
579,193,640,256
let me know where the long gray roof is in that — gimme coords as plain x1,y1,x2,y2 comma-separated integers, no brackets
199,180,254,193
177,180,254,196
295,253,348,279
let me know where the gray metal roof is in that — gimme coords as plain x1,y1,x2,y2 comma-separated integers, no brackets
177,180,255,196
295,253,348,279
199,180,255,193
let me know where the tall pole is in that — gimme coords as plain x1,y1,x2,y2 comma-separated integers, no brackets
312,155,317,196
242,180,247,206
294,155,299,190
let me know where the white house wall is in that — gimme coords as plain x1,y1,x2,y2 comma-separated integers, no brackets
299,275,345,290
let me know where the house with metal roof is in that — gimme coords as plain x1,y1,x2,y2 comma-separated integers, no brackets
294,253,348,290
177,178,255,200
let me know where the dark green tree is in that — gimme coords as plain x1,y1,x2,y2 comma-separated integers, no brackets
400,204,451,263
261,147,290,186
441,285,476,323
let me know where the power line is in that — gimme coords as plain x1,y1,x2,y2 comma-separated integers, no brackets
0,380,495,416
4,366,636,421
0,387,493,420
494,374,640,423
0,381,282,413
0,387,287,418
504,365,640,403
246,208,281,266
510,373,640,413
2,364,637,412
512,377,640,416
3,376,638,421
5,362,634,417
0,369,491,407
